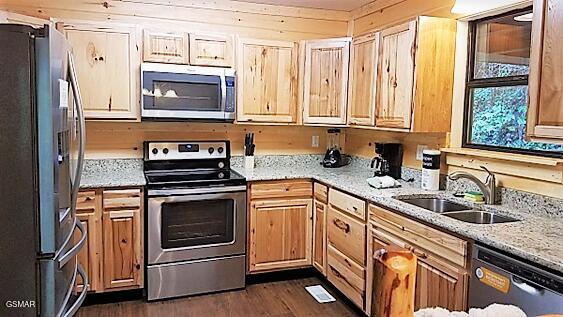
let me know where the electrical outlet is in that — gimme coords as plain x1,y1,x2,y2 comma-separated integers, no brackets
416,145,430,161
311,135,320,148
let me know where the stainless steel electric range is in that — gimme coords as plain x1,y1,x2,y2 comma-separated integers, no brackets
144,141,247,301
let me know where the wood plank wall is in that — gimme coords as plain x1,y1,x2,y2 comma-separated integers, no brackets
85,122,331,159
344,129,448,170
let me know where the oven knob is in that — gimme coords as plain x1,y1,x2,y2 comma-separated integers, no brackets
218,147,224,154
218,162,225,168
152,148,158,155
163,148,169,155
218,172,225,179
208,147,215,154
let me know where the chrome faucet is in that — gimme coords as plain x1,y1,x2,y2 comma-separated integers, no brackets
448,166,497,204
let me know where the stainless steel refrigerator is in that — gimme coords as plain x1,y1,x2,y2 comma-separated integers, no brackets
0,24,87,316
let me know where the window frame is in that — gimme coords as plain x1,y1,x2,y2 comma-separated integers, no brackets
461,6,563,158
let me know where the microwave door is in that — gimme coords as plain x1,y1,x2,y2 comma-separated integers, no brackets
142,71,226,119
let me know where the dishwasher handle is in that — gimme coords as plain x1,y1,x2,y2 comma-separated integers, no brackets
512,276,545,296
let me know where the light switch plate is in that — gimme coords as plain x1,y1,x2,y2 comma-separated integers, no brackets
416,145,430,161
312,135,320,148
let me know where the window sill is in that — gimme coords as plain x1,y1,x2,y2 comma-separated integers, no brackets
441,147,563,167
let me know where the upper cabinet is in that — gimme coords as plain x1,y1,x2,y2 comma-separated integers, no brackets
373,17,457,132
143,30,234,67
65,23,140,120
376,21,417,130
236,38,299,123
348,33,379,127
527,0,563,143
302,38,351,125
189,33,234,67
143,30,188,64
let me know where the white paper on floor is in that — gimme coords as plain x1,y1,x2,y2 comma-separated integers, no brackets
305,285,336,303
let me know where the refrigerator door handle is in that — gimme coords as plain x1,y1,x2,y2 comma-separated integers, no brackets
61,264,88,317
58,219,87,268
68,51,86,222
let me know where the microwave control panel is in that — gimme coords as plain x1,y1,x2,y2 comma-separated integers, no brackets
225,76,235,113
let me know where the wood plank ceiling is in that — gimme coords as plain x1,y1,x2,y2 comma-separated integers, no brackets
231,0,373,11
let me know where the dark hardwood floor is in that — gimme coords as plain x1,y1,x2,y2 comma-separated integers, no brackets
77,277,363,317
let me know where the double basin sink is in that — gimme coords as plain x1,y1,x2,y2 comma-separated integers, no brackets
399,197,519,224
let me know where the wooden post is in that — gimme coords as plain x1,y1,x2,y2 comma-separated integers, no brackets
371,246,417,317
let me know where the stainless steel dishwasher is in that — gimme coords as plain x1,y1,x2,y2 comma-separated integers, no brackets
469,244,563,316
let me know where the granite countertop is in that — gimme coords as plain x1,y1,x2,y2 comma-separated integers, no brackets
79,156,563,274
80,159,145,189
232,155,563,275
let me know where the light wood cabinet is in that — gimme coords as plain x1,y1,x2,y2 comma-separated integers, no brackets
375,17,457,132
366,204,469,314
75,187,143,293
65,23,140,120
102,208,143,290
143,29,187,64
527,0,563,142
377,21,416,130
249,198,312,272
327,245,366,309
312,199,327,275
302,38,350,125
189,33,234,67
248,180,313,273
327,207,366,266
75,191,102,293
348,33,379,126
236,38,299,123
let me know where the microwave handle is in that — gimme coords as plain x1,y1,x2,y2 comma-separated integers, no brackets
220,73,227,111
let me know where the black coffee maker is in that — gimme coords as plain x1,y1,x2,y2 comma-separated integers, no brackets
370,143,403,179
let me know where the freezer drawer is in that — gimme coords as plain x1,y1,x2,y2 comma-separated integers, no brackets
469,246,563,316
147,255,245,301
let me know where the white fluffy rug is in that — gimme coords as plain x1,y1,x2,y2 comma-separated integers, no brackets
414,304,527,317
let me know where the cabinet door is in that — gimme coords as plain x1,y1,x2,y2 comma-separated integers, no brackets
237,38,299,123
75,191,103,293
326,207,366,265
303,38,350,125
249,198,312,272
414,260,468,311
527,0,563,142
102,209,143,290
143,29,187,64
65,24,140,120
189,33,233,67
312,199,326,275
348,33,379,126
376,20,416,129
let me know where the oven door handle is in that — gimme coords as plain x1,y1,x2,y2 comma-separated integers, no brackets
148,185,247,197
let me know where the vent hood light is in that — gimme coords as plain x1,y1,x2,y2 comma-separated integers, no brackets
451,0,528,15
514,12,533,21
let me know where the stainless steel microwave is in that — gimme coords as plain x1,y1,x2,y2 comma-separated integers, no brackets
141,63,236,121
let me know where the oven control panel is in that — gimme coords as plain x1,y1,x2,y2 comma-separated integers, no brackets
146,141,228,160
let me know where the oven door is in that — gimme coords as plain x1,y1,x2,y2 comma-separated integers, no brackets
147,186,246,265
141,64,228,120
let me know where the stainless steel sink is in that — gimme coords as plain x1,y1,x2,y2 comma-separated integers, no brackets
399,197,471,213
444,210,519,224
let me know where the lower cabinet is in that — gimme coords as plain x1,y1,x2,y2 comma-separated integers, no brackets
75,187,144,293
248,180,313,273
366,204,469,314
312,199,327,274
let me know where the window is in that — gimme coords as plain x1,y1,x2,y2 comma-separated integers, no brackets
464,8,563,157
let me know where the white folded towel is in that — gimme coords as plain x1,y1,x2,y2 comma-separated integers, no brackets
414,304,527,317
367,176,400,189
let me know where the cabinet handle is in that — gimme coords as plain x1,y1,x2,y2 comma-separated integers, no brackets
333,218,350,233
406,245,427,259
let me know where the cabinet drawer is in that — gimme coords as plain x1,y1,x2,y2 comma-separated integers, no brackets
327,207,366,265
103,189,142,211
327,245,365,309
314,183,328,203
77,191,97,214
250,180,312,199
329,188,365,220
369,204,468,268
